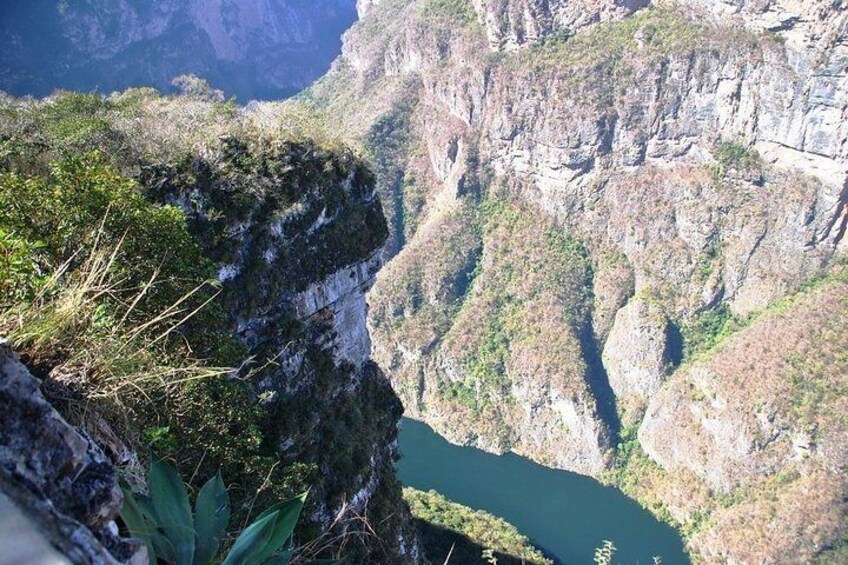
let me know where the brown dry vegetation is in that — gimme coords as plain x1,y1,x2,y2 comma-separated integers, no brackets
630,267,848,563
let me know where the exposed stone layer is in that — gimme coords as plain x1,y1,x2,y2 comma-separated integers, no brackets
0,340,144,565
307,0,848,560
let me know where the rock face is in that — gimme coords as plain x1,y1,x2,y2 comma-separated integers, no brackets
0,90,423,563
293,253,383,367
638,273,848,564
601,298,670,425
140,134,422,563
0,341,143,565
305,0,848,560
471,0,650,49
0,0,357,100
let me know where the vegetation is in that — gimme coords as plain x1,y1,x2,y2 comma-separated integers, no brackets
434,198,593,448
509,5,759,107
121,457,312,565
420,0,477,27
0,148,313,529
520,7,712,69
404,488,552,564
0,88,399,561
678,305,747,360
606,266,848,563
0,228,45,309
712,141,761,179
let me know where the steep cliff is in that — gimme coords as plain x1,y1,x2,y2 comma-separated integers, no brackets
0,89,421,563
0,340,144,565
637,269,848,564
0,0,357,101
299,0,848,560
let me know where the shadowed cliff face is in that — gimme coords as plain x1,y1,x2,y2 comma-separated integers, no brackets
0,0,357,101
0,90,424,563
300,0,848,561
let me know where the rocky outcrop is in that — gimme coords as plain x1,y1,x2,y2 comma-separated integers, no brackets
0,0,357,100
293,253,383,367
0,340,143,565
638,272,848,563
471,0,650,50
601,298,670,425
142,135,421,563
0,88,423,563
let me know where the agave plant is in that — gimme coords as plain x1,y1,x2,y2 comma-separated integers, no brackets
121,456,309,565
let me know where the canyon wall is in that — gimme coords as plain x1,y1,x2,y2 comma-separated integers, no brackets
304,0,848,561
0,91,422,563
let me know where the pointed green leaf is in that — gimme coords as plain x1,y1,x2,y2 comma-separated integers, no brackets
194,470,230,565
221,510,280,565
150,456,195,565
120,487,176,563
250,492,308,564
137,494,177,562
260,549,294,565
120,486,157,565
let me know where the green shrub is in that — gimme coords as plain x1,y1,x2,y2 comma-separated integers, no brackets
121,456,314,565
404,488,552,564
0,152,214,317
0,229,46,308
712,141,761,179
421,0,476,25
41,92,122,151
680,305,746,359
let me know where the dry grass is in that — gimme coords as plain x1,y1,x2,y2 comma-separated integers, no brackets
0,231,231,411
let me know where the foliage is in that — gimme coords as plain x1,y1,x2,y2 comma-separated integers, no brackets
172,75,226,103
403,488,552,564
0,87,406,561
0,238,228,402
437,199,593,441
41,92,122,151
0,152,217,321
712,141,761,179
519,7,716,70
121,456,312,565
679,304,747,360
0,229,46,308
0,144,311,539
421,0,477,26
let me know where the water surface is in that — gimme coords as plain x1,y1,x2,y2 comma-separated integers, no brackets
397,418,689,564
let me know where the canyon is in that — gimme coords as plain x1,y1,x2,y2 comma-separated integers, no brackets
0,0,846,563
301,0,848,561
0,0,357,100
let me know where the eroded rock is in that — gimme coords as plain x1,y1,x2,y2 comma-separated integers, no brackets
0,340,143,565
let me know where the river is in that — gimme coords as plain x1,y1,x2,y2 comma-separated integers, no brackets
397,418,689,565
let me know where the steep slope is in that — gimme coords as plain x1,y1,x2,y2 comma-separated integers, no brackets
297,0,848,560
0,89,422,563
637,269,848,564
0,0,357,101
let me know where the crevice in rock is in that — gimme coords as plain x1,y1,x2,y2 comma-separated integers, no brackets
664,320,684,370
822,178,848,246
579,324,621,443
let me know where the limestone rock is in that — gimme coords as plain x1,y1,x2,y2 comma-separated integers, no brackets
602,298,670,424
638,275,848,563
0,340,143,564
471,0,650,50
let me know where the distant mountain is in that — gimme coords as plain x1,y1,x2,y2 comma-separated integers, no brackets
0,0,357,101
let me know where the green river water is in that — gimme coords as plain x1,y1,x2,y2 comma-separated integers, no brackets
397,418,690,565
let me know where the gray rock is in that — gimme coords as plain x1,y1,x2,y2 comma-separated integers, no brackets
0,341,144,565
602,298,670,425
